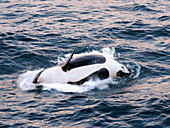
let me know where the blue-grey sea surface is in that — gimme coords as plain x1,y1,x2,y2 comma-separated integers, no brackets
0,0,169,127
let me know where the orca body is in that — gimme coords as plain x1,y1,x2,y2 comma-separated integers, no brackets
33,50,129,85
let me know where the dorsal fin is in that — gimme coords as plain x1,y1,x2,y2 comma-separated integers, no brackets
62,49,75,72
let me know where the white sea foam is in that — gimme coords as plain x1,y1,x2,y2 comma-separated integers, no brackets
17,47,140,93
17,69,42,91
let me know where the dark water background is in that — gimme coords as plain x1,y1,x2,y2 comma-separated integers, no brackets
0,0,170,127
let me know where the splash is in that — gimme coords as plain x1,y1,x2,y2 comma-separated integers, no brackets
17,69,43,91
17,47,140,93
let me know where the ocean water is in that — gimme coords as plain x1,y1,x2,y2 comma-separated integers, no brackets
0,0,169,128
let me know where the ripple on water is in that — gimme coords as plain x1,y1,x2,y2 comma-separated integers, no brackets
109,3,161,12
0,0,169,127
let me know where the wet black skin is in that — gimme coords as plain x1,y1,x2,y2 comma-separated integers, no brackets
62,54,106,72
68,68,109,85
33,70,44,84
116,70,130,78
63,54,108,85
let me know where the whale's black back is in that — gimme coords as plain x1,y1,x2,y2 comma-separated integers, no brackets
67,54,106,71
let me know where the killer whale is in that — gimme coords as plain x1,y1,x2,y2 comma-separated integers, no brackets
33,50,130,85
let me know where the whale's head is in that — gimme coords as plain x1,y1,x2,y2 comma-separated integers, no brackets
116,64,130,78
